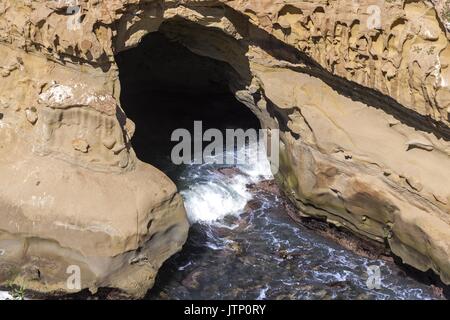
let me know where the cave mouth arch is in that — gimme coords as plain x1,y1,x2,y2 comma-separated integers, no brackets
116,28,261,180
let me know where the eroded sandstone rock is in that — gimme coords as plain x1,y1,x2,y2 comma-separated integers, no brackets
1,0,450,295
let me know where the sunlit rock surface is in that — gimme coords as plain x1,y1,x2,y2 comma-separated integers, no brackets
0,0,450,296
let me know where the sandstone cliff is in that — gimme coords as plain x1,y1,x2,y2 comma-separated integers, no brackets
0,0,450,296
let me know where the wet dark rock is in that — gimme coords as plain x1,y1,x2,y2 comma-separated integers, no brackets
105,290,134,300
181,268,204,290
431,285,445,299
226,241,244,255
215,227,233,238
246,179,281,196
327,281,350,289
231,287,244,298
223,214,240,225
158,291,170,300
356,293,370,300
239,255,257,267
244,199,261,212
283,199,392,261
314,289,329,299
275,293,296,300
217,167,248,178
277,247,303,260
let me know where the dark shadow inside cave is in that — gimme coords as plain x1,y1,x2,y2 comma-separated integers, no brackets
116,31,260,181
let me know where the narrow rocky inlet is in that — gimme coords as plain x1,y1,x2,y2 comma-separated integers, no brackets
1,1,450,301
146,160,442,300
116,32,443,300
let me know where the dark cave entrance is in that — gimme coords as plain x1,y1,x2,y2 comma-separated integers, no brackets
116,31,260,180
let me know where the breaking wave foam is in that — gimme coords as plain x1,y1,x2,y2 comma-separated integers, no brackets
0,291,12,300
181,142,273,224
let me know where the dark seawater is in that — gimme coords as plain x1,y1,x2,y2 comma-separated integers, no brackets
145,144,439,300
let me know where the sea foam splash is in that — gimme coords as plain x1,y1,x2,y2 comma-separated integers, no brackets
180,142,273,224
0,291,12,300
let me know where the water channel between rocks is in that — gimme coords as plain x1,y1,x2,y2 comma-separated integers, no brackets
144,132,440,300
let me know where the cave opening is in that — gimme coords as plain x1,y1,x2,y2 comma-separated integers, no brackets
116,30,261,182
115,28,280,299
112,20,445,302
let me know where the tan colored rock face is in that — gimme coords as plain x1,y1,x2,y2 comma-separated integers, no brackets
0,0,450,296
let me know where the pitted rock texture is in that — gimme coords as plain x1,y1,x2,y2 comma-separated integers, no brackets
228,0,450,127
0,0,450,296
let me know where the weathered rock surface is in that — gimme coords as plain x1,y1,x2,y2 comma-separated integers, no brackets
1,0,450,295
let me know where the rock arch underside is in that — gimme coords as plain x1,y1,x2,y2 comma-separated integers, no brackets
1,0,450,298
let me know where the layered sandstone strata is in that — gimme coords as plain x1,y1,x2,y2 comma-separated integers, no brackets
0,0,450,296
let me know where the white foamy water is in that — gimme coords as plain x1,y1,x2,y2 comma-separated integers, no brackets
182,179,252,223
181,142,273,224
237,144,274,180
0,291,12,300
